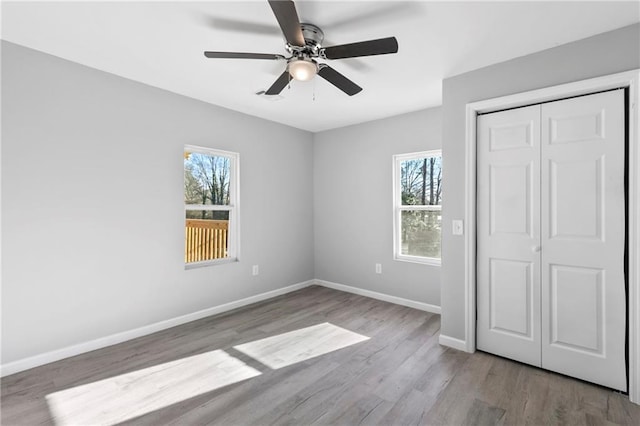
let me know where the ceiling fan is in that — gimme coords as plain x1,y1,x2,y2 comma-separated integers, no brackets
203,0,399,96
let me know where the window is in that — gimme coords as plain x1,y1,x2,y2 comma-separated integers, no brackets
393,150,442,265
184,145,239,266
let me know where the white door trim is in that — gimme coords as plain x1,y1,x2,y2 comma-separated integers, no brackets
462,69,640,404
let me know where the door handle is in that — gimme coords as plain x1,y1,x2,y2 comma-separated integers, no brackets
532,245,541,253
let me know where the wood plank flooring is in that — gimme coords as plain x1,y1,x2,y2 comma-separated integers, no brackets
2,285,639,425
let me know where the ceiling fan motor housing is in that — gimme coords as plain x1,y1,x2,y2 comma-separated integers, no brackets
301,23,324,47
287,23,324,58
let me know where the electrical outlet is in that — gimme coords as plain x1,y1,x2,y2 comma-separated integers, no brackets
252,265,259,276
375,263,382,274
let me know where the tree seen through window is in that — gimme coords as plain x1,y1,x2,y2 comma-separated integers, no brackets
395,152,442,262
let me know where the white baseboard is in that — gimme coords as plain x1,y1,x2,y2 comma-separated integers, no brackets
0,280,314,377
2,279,442,377
314,279,441,314
438,334,469,352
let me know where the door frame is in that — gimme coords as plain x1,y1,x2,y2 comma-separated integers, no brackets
463,70,640,403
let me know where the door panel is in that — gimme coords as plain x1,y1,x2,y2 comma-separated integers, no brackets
549,110,605,144
490,163,533,237
489,258,534,338
541,90,626,391
549,157,604,240
490,121,535,151
477,105,542,367
549,264,603,354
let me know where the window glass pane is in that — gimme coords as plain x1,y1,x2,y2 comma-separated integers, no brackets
184,151,231,205
401,156,442,206
185,210,230,263
401,210,441,259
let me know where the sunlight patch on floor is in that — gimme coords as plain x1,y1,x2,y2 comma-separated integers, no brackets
45,322,369,425
46,349,261,426
234,322,370,369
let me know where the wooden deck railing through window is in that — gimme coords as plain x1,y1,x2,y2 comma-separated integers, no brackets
185,219,228,263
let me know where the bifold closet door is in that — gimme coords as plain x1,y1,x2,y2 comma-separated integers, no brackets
540,90,626,391
477,90,626,391
477,104,542,367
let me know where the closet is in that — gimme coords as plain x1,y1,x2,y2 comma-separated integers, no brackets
476,90,627,391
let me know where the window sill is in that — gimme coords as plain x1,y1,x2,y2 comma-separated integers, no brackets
394,255,441,267
185,257,238,270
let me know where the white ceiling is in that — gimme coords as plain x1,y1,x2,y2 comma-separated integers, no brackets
2,1,639,132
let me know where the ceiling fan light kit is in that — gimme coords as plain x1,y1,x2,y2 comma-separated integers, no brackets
287,58,318,82
203,0,398,96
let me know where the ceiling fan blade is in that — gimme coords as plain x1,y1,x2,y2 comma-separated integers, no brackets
265,71,291,95
323,37,398,60
317,65,362,96
268,0,305,47
204,51,285,60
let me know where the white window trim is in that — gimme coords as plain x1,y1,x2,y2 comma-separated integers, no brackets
392,150,442,266
184,145,240,268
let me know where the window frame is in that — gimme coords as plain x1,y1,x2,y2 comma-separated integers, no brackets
392,150,442,266
184,145,240,269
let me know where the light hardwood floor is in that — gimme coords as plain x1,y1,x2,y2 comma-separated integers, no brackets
2,285,639,425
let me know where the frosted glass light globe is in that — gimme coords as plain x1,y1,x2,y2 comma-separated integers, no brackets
288,59,318,82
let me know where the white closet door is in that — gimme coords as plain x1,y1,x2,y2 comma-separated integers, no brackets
540,90,626,391
477,104,542,367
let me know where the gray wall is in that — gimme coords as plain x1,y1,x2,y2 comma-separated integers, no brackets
440,23,640,340
1,41,314,364
314,108,442,306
